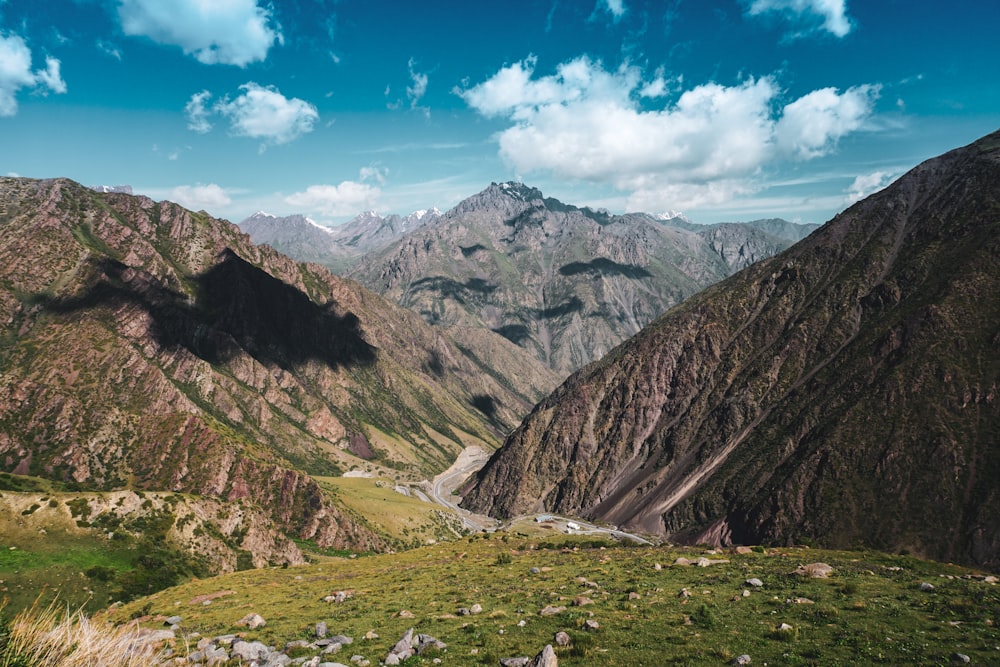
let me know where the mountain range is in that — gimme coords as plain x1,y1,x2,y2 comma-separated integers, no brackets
244,184,814,373
241,208,440,274
462,130,1000,569
0,177,557,556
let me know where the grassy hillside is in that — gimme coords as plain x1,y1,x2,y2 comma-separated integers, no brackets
97,532,1000,666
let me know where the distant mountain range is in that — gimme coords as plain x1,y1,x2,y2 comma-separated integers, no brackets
242,185,816,373
462,130,1000,570
0,177,557,557
241,208,440,273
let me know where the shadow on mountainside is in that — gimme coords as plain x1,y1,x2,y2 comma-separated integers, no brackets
36,248,376,371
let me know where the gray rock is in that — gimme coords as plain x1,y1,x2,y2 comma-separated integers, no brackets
530,644,558,667
500,658,530,667
470,603,483,614
554,631,570,646
204,647,228,666
529,567,541,574
316,621,328,638
539,605,566,616
165,615,183,626
951,653,971,664
390,627,414,656
745,578,763,588
731,655,751,666
329,635,353,646
920,582,935,591
231,640,271,661
582,619,600,631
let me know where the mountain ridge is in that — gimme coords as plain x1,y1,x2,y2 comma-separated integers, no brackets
347,182,813,372
462,130,1000,569
0,176,558,557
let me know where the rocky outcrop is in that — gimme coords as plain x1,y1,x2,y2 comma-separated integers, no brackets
463,130,1000,569
0,177,558,553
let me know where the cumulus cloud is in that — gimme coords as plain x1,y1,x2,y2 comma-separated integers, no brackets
460,55,879,211
217,83,318,145
775,84,880,158
0,32,67,116
845,169,898,204
170,183,232,211
117,0,282,66
185,83,318,148
285,181,382,218
746,0,853,38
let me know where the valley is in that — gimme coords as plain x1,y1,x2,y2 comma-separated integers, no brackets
1,131,998,666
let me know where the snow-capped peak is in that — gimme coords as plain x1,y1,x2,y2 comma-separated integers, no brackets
655,210,691,223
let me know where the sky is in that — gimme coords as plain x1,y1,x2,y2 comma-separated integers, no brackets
1,0,998,226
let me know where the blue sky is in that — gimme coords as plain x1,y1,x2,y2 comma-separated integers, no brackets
1,0,998,225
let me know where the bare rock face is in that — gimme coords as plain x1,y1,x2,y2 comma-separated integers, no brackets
463,130,1000,570
0,177,559,554
348,182,800,373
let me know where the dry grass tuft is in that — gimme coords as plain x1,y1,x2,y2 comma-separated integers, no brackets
1,599,168,667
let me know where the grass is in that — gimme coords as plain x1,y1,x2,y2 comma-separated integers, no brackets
315,476,468,550
106,533,1000,666
0,599,166,667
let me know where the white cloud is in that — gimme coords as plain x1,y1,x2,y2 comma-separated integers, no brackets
184,90,213,133
217,83,318,146
407,57,428,108
285,181,382,218
460,56,879,211
775,84,879,158
186,83,318,148
170,183,232,211
845,169,898,204
0,32,67,116
746,0,853,38
117,0,282,67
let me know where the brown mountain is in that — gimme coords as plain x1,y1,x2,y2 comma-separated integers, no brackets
0,177,558,553
348,183,805,373
463,130,1000,569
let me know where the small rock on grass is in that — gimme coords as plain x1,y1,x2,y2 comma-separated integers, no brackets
554,631,570,646
731,655,752,666
236,613,266,629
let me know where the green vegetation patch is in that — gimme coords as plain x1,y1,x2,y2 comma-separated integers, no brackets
112,536,1000,666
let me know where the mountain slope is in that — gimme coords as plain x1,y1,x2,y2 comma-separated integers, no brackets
349,183,801,372
463,130,1000,569
0,177,558,552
